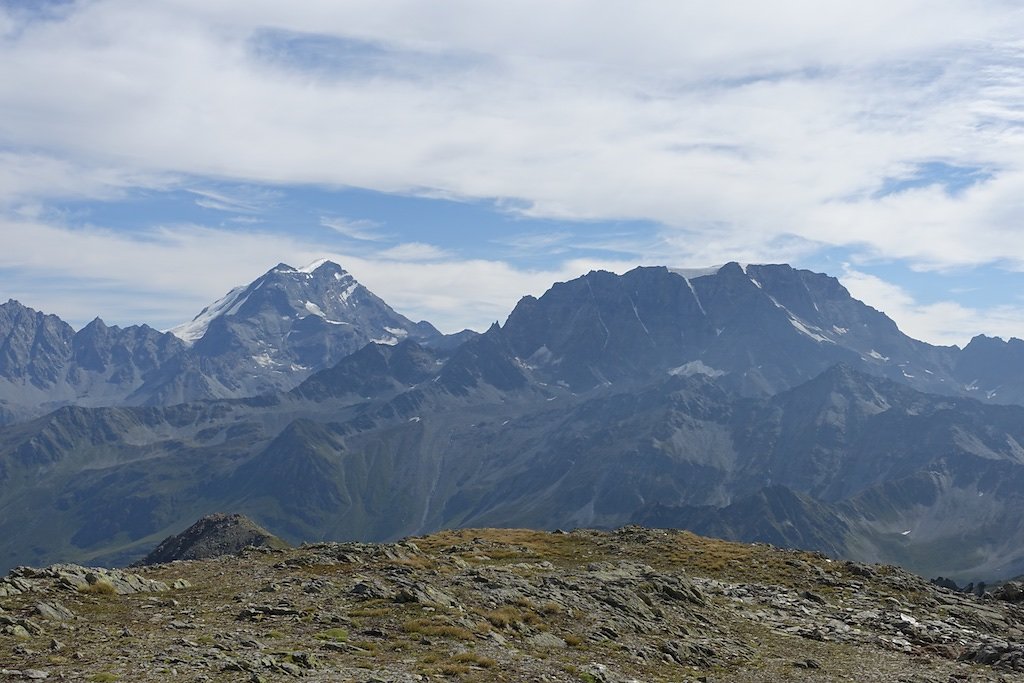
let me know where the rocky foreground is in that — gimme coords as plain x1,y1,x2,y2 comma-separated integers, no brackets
3,526,1024,682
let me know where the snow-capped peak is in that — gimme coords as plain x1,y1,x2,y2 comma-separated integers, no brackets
168,260,359,344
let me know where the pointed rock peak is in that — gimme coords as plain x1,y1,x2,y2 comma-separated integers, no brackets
718,261,747,276
135,513,288,565
1,298,36,313
807,363,902,392
75,317,112,340
0,300,73,331
0,301,35,323
781,363,908,413
814,362,863,384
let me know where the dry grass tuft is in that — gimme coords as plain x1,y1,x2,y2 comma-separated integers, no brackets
453,651,497,668
79,580,117,596
314,627,348,642
401,618,475,641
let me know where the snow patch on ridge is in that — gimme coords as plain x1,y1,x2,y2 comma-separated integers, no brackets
789,318,832,344
169,285,249,345
298,258,332,273
339,281,359,303
252,352,279,368
742,264,763,288
766,293,834,344
669,360,725,378
669,265,723,279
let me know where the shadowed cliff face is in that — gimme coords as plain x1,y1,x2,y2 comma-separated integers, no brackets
500,264,961,397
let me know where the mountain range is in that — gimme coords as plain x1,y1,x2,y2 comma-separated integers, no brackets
0,260,465,425
3,260,1024,581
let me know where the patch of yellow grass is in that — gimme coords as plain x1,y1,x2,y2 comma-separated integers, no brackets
453,651,497,668
401,618,475,641
79,580,116,596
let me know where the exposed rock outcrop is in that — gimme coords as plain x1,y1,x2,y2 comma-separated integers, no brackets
135,513,289,565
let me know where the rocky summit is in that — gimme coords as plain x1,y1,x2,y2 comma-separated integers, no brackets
3,526,1024,682
135,513,290,566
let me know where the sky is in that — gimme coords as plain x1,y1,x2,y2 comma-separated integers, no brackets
2,1,1024,345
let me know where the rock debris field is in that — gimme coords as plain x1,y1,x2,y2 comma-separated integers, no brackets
3,526,1024,682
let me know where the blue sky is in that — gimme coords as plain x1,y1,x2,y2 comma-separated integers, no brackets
3,1,1024,344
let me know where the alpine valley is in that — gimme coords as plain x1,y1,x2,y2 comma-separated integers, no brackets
4,260,1024,583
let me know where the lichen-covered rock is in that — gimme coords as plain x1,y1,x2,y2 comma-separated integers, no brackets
993,581,1024,603
33,602,74,622
2,564,171,595
526,633,567,649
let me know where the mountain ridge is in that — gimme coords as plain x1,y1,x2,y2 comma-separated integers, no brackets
6,261,1024,582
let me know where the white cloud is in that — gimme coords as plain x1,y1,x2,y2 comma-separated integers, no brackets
0,152,175,206
375,242,452,262
187,187,278,213
493,231,573,253
840,267,1024,346
0,0,1021,274
320,216,385,241
807,169,1024,270
3,2,1024,340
